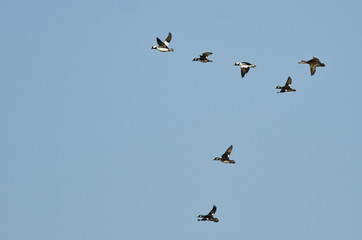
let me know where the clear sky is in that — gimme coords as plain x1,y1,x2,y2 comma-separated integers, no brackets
1,0,362,239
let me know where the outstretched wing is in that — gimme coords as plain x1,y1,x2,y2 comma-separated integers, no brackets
312,57,320,62
208,205,217,216
241,68,250,78
285,76,292,87
164,32,172,47
202,52,213,57
310,65,316,76
224,145,233,157
156,37,167,48
221,145,232,159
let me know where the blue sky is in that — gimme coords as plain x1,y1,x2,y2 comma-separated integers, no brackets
1,0,362,239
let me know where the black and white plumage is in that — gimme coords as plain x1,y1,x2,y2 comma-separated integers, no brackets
299,57,325,76
193,52,213,63
151,32,174,52
276,76,296,93
234,62,256,78
197,205,219,222
214,145,235,164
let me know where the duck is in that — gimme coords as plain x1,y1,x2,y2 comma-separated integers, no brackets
193,52,213,63
234,62,256,78
276,76,296,93
197,205,219,222
299,57,325,76
214,145,235,164
151,32,174,52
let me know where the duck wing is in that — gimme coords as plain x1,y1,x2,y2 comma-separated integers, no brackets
241,68,250,78
285,76,292,87
202,52,213,57
312,57,320,63
199,52,212,61
164,32,172,47
310,65,316,76
221,145,233,159
208,205,217,216
156,37,167,48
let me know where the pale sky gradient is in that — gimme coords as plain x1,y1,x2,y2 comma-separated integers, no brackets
1,0,362,240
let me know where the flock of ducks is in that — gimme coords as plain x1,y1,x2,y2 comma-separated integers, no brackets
152,32,326,93
151,32,326,222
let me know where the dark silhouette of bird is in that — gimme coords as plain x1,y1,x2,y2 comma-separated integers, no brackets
197,205,219,222
276,76,296,93
299,57,325,76
193,52,213,63
214,145,235,164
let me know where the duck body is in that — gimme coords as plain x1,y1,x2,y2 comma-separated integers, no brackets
151,32,174,52
234,62,256,78
193,52,213,63
197,205,219,222
214,158,235,164
276,76,296,93
299,57,325,75
153,46,173,52
214,145,235,164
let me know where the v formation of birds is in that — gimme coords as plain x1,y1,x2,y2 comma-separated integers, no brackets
152,32,325,222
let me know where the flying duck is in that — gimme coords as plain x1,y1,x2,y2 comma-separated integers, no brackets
276,76,296,93
214,145,235,164
234,62,256,78
197,205,219,222
193,52,213,63
151,32,174,52
299,57,325,76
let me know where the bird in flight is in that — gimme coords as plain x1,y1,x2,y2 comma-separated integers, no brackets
214,145,235,164
151,32,174,52
234,62,256,78
276,76,296,93
197,205,219,222
299,57,325,76
193,52,213,63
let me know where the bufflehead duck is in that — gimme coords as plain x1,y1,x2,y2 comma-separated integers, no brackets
193,52,213,63
234,62,256,78
151,32,174,52
299,57,325,76
276,76,296,93
197,205,219,222
214,145,235,164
